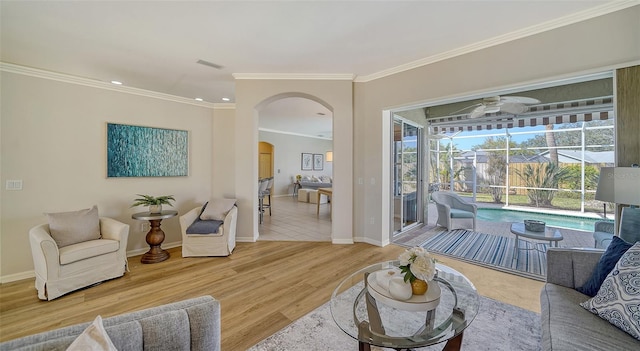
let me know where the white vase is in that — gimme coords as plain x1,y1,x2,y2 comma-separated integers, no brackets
388,277,412,300
149,204,162,214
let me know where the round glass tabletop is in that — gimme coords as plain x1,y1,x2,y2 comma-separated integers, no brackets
330,260,479,350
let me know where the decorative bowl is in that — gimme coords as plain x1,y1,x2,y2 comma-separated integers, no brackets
524,219,546,232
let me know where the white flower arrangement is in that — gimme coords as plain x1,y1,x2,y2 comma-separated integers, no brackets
398,247,437,283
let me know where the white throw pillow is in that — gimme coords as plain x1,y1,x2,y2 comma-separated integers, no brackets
200,198,237,221
66,315,117,351
580,242,640,341
46,205,100,248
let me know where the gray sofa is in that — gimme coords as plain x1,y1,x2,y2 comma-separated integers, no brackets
299,181,332,189
0,296,220,351
541,248,639,350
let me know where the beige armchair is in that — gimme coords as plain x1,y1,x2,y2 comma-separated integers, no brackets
431,191,477,231
180,205,237,257
29,217,129,300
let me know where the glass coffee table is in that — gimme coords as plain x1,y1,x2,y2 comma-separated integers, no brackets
330,260,479,351
510,222,563,263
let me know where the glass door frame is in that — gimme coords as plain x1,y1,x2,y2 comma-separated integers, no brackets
392,115,424,236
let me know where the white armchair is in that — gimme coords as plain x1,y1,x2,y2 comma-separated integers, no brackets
431,191,477,231
180,205,238,257
29,217,129,300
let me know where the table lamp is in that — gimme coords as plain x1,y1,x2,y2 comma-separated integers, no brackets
596,167,640,205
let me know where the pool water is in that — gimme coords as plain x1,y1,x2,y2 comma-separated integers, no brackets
476,208,607,232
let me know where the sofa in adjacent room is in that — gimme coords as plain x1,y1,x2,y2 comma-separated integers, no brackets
540,247,639,351
0,296,220,351
298,175,332,189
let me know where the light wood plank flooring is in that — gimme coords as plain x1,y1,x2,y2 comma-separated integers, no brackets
0,242,542,350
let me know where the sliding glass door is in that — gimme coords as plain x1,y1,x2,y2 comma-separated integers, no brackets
393,116,423,234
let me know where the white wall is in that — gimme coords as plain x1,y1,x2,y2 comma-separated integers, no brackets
259,131,333,196
212,107,237,199
0,72,215,280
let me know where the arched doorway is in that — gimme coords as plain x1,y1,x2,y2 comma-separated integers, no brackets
257,93,333,240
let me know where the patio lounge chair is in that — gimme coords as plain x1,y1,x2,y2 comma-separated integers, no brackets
431,191,477,231
593,207,640,249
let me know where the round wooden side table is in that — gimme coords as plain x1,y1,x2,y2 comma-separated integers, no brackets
132,210,178,264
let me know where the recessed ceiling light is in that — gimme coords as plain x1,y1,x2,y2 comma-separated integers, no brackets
111,80,123,85
222,97,230,102
195,98,204,102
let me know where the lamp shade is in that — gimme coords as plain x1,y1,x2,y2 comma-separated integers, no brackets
326,151,333,162
595,167,640,206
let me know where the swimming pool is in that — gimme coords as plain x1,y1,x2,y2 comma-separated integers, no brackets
476,208,607,232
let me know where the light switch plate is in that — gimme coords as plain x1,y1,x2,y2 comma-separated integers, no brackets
6,180,23,190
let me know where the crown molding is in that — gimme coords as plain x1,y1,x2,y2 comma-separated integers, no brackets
0,62,230,109
259,128,332,141
213,103,236,110
233,73,355,80
355,1,639,83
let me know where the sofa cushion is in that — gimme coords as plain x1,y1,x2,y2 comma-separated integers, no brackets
200,198,236,221
577,236,634,296
66,315,117,351
46,206,100,248
580,242,640,341
541,283,639,350
59,239,119,265
139,310,191,350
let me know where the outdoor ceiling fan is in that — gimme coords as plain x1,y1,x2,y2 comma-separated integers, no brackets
457,96,541,118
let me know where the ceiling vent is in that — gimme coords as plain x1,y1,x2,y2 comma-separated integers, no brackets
196,59,224,70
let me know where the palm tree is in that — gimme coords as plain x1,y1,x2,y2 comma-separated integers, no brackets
545,124,558,164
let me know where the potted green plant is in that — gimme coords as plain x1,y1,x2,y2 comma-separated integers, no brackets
132,194,176,214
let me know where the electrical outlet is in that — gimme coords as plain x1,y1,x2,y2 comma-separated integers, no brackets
140,222,150,232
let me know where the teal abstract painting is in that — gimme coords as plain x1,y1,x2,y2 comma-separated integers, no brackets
107,123,188,177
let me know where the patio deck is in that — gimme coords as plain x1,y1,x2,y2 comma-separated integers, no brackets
394,202,597,249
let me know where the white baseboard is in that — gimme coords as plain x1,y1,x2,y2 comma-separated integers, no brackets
0,270,35,284
332,238,354,244
236,236,257,243
354,236,387,247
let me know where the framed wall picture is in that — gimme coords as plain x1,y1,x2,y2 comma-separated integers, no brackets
301,153,313,170
107,123,188,177
313,154,324,170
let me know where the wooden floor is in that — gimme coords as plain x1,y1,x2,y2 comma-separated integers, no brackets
0,241,543,350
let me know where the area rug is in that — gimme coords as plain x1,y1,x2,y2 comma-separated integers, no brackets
422,229,547,280
248,295,541,351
